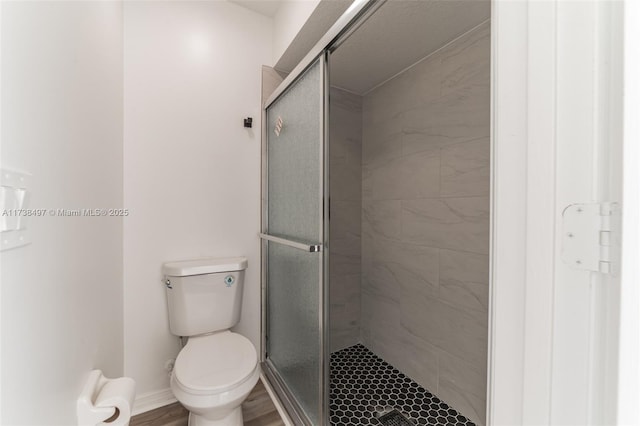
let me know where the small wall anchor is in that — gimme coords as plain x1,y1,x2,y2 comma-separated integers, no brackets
243,117,253,128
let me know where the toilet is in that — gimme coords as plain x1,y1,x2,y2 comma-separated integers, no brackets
162,257,259,426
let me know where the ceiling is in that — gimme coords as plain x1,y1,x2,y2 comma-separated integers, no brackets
228,0,283,17
275,0,354,73
330,0,491,95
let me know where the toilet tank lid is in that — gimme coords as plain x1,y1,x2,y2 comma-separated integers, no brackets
162,257,248,276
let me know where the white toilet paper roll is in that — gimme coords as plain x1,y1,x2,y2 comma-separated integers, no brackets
94,377,136,426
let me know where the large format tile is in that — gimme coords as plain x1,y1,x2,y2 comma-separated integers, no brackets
402,84,490,155
440,21,490,96
368,238,439,298
330,273,360,309
330,200,361,240
398,149,440,199
441,138,490,197
331,134,362,169
330,86,362,114
362,159,405,201
364,149,440,200
330,160,361,201
361,165,374,200
397,51,443,112
438,380,486,426
360,289,401,347
329,327,360,353
427,86,490,146
362,253,437,304
363,73,409,124
438,351,488,426
370,326,441,393
400,104,441,155
361,232,374,267
402,197,490,254
362,261,403,302
362,199,403,241
330,128,360,166
329,299,359,332
399,291,488,366
345,134,363,167
352,21,490,424
329,85,362,353
439,249,489,313
329,235,361,276
362,44,441,123
362,119,402,168
439,350,487,400
330,113,361,163
330,89,362,167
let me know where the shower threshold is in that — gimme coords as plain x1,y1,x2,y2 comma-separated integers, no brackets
330,344,476,426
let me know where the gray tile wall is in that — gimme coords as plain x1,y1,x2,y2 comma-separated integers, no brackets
329,87,363,352
360,22,490,425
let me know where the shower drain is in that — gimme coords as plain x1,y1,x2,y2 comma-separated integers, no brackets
376,409,414,426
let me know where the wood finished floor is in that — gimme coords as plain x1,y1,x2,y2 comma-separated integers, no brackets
130,379,285,426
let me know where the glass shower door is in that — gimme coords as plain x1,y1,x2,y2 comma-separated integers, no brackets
261,57,327,425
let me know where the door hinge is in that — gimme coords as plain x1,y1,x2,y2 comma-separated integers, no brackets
561,202,619,274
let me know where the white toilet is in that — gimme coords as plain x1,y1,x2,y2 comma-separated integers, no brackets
162,257,259,426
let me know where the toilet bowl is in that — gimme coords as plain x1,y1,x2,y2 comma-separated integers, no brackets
170,331,259,426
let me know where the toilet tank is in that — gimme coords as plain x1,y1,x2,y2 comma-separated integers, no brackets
162,257,248,337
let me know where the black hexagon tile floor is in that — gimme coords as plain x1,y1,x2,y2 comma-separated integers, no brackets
330,344,476,426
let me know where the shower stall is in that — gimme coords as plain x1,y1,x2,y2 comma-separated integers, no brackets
260,1,491,425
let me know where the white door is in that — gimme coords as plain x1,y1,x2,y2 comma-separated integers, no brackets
548,2,623,424
489,1,627,424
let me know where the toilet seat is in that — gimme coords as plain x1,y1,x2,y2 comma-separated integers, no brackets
173,331,257,395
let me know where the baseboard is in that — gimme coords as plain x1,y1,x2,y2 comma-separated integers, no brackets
131,388,177,416
259,373,293,426
131,375,292,422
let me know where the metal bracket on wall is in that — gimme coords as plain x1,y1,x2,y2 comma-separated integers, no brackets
0,168,32,251
561,202,620,274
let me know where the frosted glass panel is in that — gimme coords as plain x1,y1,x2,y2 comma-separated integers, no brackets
265,59,323,424
267,242,320,424
267,60,322,243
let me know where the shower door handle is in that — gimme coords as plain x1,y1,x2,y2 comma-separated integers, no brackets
259,233,323,253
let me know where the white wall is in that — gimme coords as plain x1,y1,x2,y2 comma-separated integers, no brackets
0,2,124,424
123,1,272,398
272,0,320,66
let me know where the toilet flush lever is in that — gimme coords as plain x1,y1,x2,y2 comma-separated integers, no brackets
163,277,172,289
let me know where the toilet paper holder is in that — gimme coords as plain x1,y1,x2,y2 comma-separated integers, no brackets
77,370,136,426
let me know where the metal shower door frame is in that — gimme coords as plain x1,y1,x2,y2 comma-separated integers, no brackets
260,1,388,424
260,54,328,426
